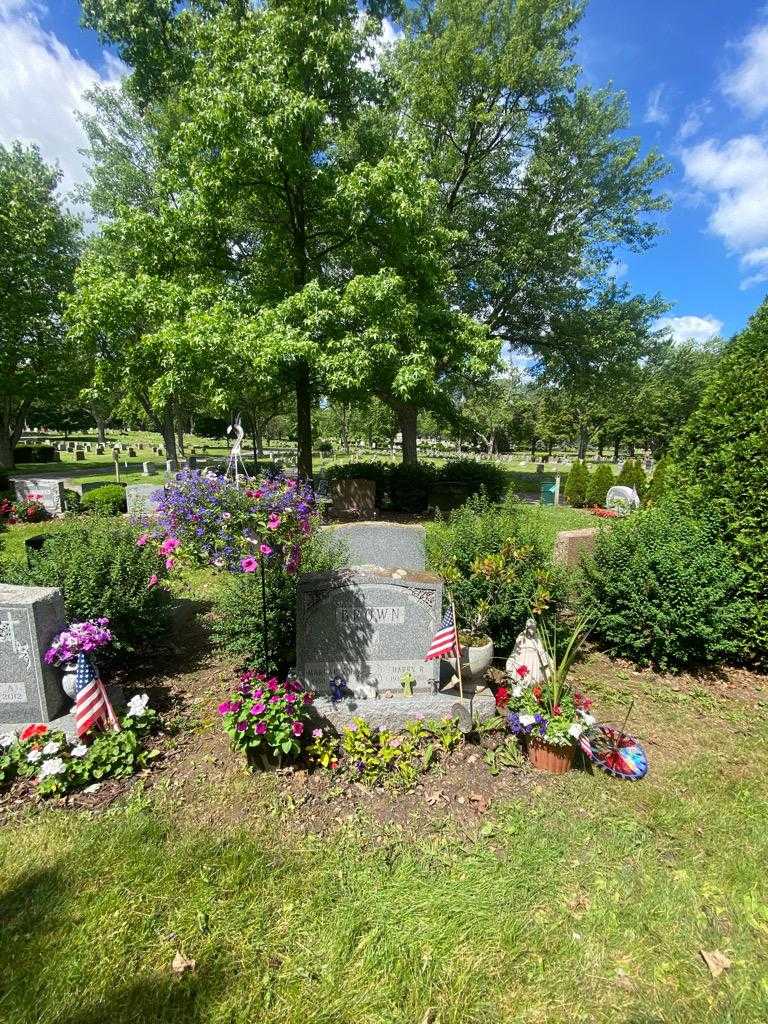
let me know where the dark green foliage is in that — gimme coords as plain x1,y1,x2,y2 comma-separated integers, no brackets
388,463,439,513
564,460,589,507
13,445,58,463
426,493,564,653
672,299,768,662
616,459,647,498
646,457,670,505
586,464,614,507
439,459,508,501
63,488,81,512
80,483,127,515
581,500,744,670
0,515,171,653
211,537,343,673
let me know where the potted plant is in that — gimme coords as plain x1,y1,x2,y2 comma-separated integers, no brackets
506,613,594,773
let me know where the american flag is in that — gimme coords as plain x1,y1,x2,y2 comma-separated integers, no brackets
74,653,119,738
425,606,459,661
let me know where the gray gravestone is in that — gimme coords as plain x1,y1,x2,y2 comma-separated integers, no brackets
126,483,165,514
297,566,441,695
326,522,426,571
12,478,66,515
142,461,157,476
0,585,69,727
75,449,85,461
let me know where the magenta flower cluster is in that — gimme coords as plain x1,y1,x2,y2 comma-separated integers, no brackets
218,669,315,761
44,618,112,666
138,470,316,576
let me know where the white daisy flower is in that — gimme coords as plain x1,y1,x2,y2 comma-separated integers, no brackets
42,741,61,756
70,744,88,758
38,757,66,778
0,732,17,749
26,749,42,764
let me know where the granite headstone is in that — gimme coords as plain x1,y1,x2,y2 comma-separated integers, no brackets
326,522,426,571
12,478,66,515
126,483,165,515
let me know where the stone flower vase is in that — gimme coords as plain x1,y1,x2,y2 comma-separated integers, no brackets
61,660,78,700
526,736,576,774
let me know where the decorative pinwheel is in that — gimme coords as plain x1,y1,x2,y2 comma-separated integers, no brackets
578,701,648,781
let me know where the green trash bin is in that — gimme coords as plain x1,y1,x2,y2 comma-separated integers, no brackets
540,478,559,506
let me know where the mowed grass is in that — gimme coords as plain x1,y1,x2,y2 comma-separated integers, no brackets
2,696,767,1024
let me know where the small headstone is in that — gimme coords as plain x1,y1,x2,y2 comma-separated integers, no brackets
96,445,105,455
330,478,376,517
11,478,66,515
74,449,85,461
142,461,157,476
0,584,70,728
327,522,426,571
166,459,177,473
553,528,600,569
126,483,165,515
128,447,137,457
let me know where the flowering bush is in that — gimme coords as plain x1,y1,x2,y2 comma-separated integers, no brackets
44,618,113,666
218,670,315,764
506,687,595,747
0,694,158,797
0,494,48,524
590,506,619,519
143,470,317,576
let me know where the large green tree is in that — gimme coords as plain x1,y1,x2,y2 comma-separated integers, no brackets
0,143,81,469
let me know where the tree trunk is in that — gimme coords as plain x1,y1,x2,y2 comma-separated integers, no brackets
96,418,108,445
394,402,418,465
162,405,179,469
254,420,264,459
295,362,313,480
176,414,186,458
578,427,588,461
530,438,537,461
613,437,620,462
597,436,605,458
0,398,27,470
547,439,554,458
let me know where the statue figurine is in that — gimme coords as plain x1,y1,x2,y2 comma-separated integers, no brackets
400,671,416,697
505,618,550,688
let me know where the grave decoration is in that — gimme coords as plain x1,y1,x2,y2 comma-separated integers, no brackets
44,618,113,699
0,493,49,524
577,700,648,781
505,612,595,774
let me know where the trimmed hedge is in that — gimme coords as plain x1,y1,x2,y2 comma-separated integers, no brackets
13,445,57,464
586,464,614,507
672,298,768,662
80,484,127,515
582,500,744,670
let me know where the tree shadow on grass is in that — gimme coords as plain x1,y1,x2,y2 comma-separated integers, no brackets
0,866,227,1024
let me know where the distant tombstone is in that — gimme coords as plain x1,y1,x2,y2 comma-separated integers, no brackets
12,479,65,515
142,461,157,476
0,584,70,729
112,447,121,459
553,528,600,568
96,445,105,455
128,447,137,457
120,444,128,452
187,455,198,469
74,450,85,461
166,459,178,473
606,485,640,516
125,483,165,515
330,478,376,517
327,522,426,571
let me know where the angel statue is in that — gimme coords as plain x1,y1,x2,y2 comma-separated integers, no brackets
505,618,550,688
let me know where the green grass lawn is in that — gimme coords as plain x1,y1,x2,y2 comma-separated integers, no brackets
1,674,766,1024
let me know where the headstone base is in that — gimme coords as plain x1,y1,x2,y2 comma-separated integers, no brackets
311,679,496,732
3,683,125,740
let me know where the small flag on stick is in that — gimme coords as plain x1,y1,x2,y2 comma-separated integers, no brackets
425,605,459,661
74,652,120,738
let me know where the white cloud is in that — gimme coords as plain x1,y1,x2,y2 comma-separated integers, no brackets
607,259,628,279
644,84,668,126
0,2,124,197
721,23,768,117
678,100,711,141
656,315,723,346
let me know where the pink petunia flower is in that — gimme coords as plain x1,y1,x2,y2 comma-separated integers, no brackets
291,721,304,737
147,574,159,589
241,556,258,573
136,533,149,547
267,513,281,530
255,721,267,735
259,544,273,556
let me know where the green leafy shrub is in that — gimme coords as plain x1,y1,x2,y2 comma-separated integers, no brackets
13,444,57,463
646,457,670,505
564,460,589,507
426,493,564,652
337,717,462,789
0,515,171,654
211,535,343,673
586,464,614,507
581,500,745,670
616,459,647,498
63,488,81,512
672,299,768,662
388,462,438,513
438,459,508,500
80,484,127,515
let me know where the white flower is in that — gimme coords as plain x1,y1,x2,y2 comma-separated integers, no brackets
568,723,584,739
579,711,596,726
126,693,150,717
38,757,66,779
42,741,61,756
0,732,17,749
512,685,523,698
26,749,42,764
70,744,88,758
519,714,536,727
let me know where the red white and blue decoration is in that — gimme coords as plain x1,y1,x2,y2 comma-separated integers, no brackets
578,724,648,781
425,606,459,661
74,653,120,738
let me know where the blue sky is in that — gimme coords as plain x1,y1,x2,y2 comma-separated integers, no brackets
1,0,767,343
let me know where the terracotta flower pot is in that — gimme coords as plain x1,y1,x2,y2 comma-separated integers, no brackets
526,736,576,774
